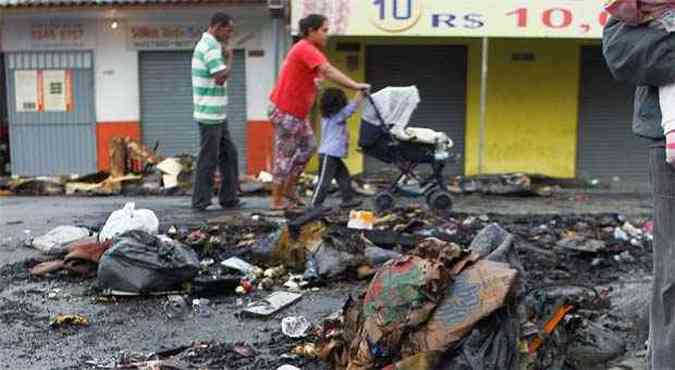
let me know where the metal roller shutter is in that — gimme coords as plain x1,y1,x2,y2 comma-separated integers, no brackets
140,50,247,171
5,51,97,176
364,45,467,176
577,46,649,183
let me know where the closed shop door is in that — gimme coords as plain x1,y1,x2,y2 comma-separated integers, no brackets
364,45,467,176
5,51,96,176
577,46,648,182
139,50,247,171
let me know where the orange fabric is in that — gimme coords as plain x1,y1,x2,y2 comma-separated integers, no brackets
96,122,141,171
247,120,274,175
528,304,574,353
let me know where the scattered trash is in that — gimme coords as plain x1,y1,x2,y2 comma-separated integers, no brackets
65,174,142,196
30,225,90,254
642,220,654,235
4,201,655,369
356,265,375,280
566,321,626,367
444,173,556,197
192,275,240,297
276,365,300,370
291,343,319,358
11,177,65,196
613,228,628,241
281,316,312,338
30,237,113,277
348,210,375,230
239,279,255,294
222,257,263,278
614,251,636,263
258,277,275,291
49,314,89,329
200,258,215,268
163,295,189,319
156,157,183,189
557,238,606,254
192,298,211,317
283,274,306,291
264,265,287,279
622,222,642,238
302,255,320,284
99,202,160,242
528,304,574,353
233,343,257,358
241,291,303,318
30,260,66,276
97,230,200,293
364,245,401,266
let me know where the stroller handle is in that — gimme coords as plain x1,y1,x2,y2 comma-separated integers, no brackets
364,91,391,132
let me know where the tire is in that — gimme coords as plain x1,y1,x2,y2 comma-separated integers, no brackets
428,190,453,210
375,192,395,212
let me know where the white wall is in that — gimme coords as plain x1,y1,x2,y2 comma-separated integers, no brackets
94,19,140,122
246,19,277,120
1,6,278,122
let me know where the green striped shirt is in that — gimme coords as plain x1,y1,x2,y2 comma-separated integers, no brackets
192,32,228,124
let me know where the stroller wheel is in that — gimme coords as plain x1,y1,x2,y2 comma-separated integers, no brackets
375,192,395,212
428,190,453,210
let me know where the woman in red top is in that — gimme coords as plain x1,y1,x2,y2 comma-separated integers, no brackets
268,14,370,210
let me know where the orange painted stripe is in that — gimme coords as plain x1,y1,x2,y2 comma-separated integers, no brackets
65,70,73,112
96,121,141,171
37,70,44,112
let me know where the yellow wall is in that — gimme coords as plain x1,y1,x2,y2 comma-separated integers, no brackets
465,38,581,178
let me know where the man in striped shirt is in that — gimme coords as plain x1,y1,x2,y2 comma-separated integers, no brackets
191,12,242,211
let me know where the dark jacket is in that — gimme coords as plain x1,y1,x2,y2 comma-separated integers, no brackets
602,17,675,140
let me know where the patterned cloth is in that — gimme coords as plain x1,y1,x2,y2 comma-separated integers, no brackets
192,32,228,124
268,104,317,185
604,0,675,25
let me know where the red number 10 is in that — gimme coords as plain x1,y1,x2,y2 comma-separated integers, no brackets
507,7,574,29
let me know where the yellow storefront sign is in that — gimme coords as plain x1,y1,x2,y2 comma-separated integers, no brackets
292,0,608,39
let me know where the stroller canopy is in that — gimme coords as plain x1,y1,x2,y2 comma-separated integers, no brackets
362,86,420,130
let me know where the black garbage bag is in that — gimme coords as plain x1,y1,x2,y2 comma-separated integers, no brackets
566,321,626,368
97,230,200,293
438,305,520,370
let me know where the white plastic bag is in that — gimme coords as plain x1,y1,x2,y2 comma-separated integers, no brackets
99,202,159,242
31,225,90,254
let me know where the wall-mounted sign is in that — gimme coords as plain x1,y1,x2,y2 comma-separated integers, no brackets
293,0,607,39
15,70,40,112
15,69,73,113
127,22,261,50
43,70,73,112
31,23,87,49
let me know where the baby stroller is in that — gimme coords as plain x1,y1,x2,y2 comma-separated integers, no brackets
359,86,456,212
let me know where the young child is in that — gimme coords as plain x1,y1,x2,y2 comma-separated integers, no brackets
605,0,675,164
311,88,364,208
